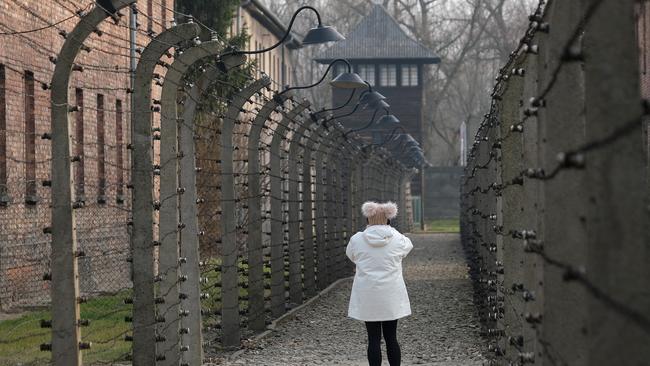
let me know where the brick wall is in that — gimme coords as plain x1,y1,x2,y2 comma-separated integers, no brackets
0,0,174,311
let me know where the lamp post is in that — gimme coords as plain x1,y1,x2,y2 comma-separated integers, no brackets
217,6,344,72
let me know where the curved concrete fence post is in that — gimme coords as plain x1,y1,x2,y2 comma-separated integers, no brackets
338,136,352,272
300,120,325,296
337,131,363,274
379,151,392,201
398,172,410,232
323,137,338,285
345,148,361,273
286,110,312,307
131,22,201,365
269,99,310,318
158,40,223,366
310,121,333,290
353,150,369,232
220,77,272,348
246,97,282,331
323,126,352,276
366,152,380,202
312,126,336,287
355,149,371,230
393,163,408,232
49,1,136,365
583,0,648,362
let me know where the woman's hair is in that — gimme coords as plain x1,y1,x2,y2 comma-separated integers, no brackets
361,201,398,220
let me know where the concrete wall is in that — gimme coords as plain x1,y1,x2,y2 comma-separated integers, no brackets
422,166,462,220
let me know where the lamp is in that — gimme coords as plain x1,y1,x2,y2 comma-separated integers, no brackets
366,99,390,110
311,81,385,122
376,126,407,147
360,88,386,106
341,106,398,138
217,6,344,71
330,72,367,89
275,59,366,104
376,112,400,125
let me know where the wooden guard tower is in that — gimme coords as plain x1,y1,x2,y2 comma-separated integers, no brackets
314,3,439,199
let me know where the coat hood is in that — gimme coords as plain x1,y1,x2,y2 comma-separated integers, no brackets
362,225,395,247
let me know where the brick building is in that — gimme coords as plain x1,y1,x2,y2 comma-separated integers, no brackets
230,0,301,87
0,0,173,311
0,0,301,312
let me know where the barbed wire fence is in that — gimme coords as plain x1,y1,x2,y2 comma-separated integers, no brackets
461,0,650,365
0,0,417,365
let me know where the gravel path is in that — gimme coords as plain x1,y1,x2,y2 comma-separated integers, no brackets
208,233,486,365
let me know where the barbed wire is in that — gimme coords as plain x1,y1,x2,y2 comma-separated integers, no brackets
462,0,650,364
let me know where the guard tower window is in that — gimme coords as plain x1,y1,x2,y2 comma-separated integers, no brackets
401,64,418,86
356,64,376,86
379,64,397,87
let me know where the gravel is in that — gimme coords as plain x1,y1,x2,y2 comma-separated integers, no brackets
206,233,487,366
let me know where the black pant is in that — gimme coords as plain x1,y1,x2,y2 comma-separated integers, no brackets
365,319,401,366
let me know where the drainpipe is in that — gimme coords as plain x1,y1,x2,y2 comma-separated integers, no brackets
237,2,243,34
282,45,286,88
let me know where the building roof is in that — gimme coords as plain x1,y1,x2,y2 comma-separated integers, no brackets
315,4,440,63
241,0,302,49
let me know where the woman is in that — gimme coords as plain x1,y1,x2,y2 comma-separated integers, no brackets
346,201,414,366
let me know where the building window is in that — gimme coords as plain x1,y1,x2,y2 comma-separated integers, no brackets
401,64,418,86
74,88,85,201
97,94,106,203
115,99,124,203
24,71,37,203
147,0,153,33
379,64,397,87
161,0,167,29
357,64,375,86
0,65,7,203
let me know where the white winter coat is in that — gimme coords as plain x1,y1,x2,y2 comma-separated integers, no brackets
346,225,414,321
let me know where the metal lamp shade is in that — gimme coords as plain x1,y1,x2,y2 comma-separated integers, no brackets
302,25,345,45
360,90,386,105
404,147,423,155
401,134,418,145
377,114,400,125
366,99,390,110
330,72,368,89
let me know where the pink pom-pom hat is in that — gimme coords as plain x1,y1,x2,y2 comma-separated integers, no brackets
361,201,398,220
